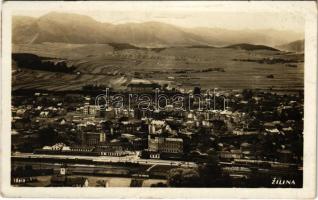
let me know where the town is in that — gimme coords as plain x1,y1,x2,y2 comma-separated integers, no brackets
11,84,303,187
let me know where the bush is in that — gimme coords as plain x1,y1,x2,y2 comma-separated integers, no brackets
167,168,201,187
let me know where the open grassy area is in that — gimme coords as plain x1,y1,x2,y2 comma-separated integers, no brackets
12,43,304,91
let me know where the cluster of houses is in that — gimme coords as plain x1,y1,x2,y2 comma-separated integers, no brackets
11,88,303,186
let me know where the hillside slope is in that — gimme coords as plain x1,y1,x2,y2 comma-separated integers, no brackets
225,43,279,51
277,40,304,52
13,12,303,47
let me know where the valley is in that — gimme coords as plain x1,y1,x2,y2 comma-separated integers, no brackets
12,42,304,91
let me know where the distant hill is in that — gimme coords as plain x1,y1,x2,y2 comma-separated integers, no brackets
185,27,303,47
277,40,304,52
12,12,113,44
225,43,279,51
187,45,215,49
12,12,303,47
12,12,208,46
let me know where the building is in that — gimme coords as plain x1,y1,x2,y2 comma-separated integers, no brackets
120,120,141,134
162,138,183,153
148,120,166,135
78,132,106,146
104,107,116,120
86,132,106,146
130,138,147,150
94,144,131,156
42,143,70,151
148,136,183,154
70,146,95,152
219,150,242,160
83,104,100,116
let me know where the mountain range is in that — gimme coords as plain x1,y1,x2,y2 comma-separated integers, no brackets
13,12,304,48
276,40,304,52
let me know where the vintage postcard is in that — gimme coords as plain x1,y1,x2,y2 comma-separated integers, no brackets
1,1,317,198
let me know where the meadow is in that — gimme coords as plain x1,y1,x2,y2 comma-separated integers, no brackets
12,43,304,91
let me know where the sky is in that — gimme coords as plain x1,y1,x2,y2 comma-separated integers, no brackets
13,2,305,33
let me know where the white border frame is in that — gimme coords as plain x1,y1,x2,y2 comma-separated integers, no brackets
1,1,317,198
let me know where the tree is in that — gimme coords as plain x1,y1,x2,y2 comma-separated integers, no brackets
38,126,58,147
193,87,201,95
167,168,201,187
242,89,253,100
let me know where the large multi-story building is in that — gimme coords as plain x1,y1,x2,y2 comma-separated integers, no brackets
148,136,183,154
79,132,106,146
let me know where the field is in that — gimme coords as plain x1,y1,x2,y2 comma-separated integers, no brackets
12,43,304,91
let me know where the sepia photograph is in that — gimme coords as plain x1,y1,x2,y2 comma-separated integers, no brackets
1,1,317,198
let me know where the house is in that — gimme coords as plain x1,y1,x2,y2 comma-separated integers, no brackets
40,143,71,151
219,150,242,160
148,120,166,135
282,127,293,134
51,143,66,151
16,109,26,116
39,111,50,118
265,128,280,134
83,105,100,116
233,129,258,136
